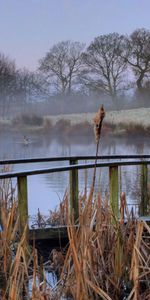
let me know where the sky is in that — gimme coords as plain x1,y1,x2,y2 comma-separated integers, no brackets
0,0,150,71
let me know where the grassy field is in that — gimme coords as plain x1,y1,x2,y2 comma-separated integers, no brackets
44,107,150,128
1,107,150,136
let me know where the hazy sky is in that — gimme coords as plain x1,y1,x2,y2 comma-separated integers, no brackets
0,0,150,70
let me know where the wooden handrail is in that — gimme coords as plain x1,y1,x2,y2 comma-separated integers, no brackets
0,154,150,165
0,157,149,231
0,159,150,179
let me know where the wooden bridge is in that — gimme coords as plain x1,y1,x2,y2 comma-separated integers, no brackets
0,155,150,241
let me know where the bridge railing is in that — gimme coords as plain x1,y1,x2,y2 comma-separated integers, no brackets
0,154,150,165
0,155,150,233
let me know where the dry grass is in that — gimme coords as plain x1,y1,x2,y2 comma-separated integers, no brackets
55,195,150,300
47,190,69,226
0,175,53,299
0,183,150,299
31,190,69,228
0,106,150,299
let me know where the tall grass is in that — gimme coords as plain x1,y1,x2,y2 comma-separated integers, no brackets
55,193,150,299
0,184,149,299
0,106,150,299
54,106,150,299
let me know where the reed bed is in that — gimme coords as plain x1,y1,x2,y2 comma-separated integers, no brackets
55,193,150,300
55,105,150,299
0,106,150,299
0,184,150,299
31,190,69,228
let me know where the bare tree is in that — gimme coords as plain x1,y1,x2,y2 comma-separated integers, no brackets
39,41,85,95
15,68,48,105
0,53,17,117
81,33,129,105
126,28,150,91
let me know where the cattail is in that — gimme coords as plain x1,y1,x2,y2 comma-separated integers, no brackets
93,105,105,143
87,105,105,214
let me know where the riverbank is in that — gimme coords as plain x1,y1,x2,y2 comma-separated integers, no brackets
42,107,150,136
0,107,150,136
44,107,150,127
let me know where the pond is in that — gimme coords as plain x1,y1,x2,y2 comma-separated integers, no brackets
0,129,149,219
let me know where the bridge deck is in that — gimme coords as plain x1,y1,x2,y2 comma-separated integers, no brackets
29,226,68,240
29,217,150,241
0,155,149,241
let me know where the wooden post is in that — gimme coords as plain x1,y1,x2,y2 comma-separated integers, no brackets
69,159,79,222
109,166,119,219
17,176,28,235
140,164,148,216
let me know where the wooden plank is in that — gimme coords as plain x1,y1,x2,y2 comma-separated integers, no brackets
109,166,119,219
1,160,150,179
69,159,79,222
29,216,150,241
17,176,28,235
1,154,150,166
140,164,148,216
29,227,68,240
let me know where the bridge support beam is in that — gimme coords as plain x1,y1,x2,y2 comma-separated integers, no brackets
109,166,119,219
140,164,148,216
17,175,28,236
69,159,79,223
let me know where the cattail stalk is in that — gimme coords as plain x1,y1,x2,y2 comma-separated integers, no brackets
87,105,105,218
93,105,105,182
89,105,105,201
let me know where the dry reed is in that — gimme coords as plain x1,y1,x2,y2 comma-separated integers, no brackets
55,194,150,300
86,105,105,222
0,105,150,299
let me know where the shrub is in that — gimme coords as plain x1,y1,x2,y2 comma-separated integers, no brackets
43,118,52,131
69,121,93,136
54,119,71,134
13,114,43,126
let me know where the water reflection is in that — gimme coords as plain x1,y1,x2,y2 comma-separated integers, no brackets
0,129,149,216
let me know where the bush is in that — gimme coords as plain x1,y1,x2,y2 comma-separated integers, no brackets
69,121,93,136
13,114,43,126
43,118,52,131
54,119,71,134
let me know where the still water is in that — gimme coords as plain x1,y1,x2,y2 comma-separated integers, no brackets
0,130,149,217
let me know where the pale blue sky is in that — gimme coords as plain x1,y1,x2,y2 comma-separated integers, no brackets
0,0,150,70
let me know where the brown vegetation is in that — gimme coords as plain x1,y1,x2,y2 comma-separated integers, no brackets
0,106,150,299
1,183,150,299
55,194,150,300
13,113,43,127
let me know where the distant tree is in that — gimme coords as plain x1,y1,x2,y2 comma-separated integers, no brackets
16,68,47,103
126,28,150,91
0,53,17,117
39,41,85,95
81,33,129,105
138,80,150,106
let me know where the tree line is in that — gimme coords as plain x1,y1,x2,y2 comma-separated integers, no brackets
1,28,150,116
